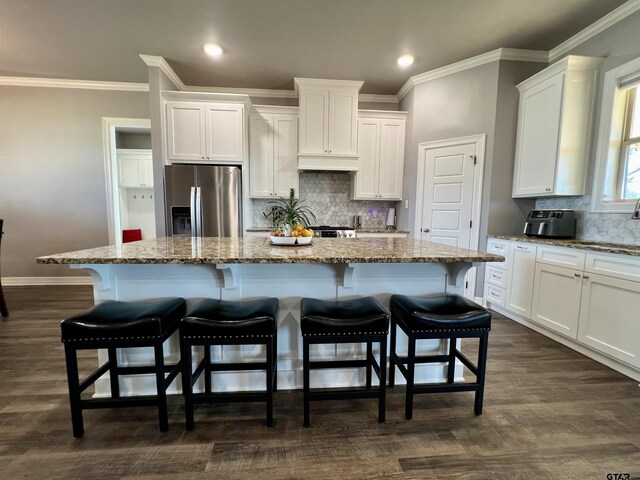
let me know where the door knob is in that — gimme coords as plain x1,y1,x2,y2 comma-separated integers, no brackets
421,228,430,233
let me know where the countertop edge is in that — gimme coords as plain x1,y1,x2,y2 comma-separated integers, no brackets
489,235,640,256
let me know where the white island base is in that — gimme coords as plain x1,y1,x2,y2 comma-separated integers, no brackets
73,261,475,397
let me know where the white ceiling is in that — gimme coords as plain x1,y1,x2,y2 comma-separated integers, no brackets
0,0,629,94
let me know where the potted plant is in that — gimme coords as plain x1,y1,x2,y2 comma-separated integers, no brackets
264,188,316,243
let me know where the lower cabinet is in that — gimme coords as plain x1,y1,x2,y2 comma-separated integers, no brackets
505,242,536,317
485,237,640,379
578,273,640,368
530,263,582,339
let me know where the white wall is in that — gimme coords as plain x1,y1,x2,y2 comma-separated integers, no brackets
0,86,149,277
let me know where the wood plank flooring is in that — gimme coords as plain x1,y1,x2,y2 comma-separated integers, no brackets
0,285,639,479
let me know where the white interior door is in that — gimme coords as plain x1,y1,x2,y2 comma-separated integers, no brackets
417,137,484,299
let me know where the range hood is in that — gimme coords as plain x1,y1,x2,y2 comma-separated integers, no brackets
297,153,359,172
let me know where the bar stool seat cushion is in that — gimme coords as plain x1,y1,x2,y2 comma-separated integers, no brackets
182,298,278,339
301,297,388,337
390,294,491,332
61,298,186,343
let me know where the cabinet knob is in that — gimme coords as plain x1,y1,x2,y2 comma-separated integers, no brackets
583,275,590,279
421,228,430,233
545,187,551,192
574,273,581,278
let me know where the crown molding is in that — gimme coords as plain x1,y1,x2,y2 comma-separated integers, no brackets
188,85,297,98
396,48,548,101
294,77,365,92
0,76,149,92
359,93,398,104
139,54,185,90
549,0,640,62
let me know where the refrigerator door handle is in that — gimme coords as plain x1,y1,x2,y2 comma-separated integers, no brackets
190,186,197,237
195,187,204,237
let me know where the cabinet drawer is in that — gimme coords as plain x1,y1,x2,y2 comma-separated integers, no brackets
485,285,505,307
486,265,508,289
486,238,509,270
585,253,640,283
536,246,585,270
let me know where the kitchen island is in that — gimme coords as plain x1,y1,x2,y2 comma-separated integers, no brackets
38,237,503,396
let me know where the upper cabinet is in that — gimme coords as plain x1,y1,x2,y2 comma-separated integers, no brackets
117,149,154,188
512,56,602,198
295,78,363,171
249,107,299,198
165,99,245,164
352,111,406,200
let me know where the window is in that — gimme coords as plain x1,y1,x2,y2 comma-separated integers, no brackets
592,56,640,213
619,86,640,199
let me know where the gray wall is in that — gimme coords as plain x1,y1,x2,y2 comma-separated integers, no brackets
397,62,501,235
0,86,149,277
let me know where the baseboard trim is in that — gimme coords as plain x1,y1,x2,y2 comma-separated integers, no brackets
2,277,92,286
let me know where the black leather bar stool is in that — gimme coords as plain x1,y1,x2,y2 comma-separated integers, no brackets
0,219,8,318
389,294,491,419
180,298,278,429
60,297,186,437
300,297,389,426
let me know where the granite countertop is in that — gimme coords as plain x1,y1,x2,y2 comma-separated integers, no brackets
490,235,640,256
37,237,504,265
245,227,410,234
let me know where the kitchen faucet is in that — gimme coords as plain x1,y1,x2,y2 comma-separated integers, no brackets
633,199,640,219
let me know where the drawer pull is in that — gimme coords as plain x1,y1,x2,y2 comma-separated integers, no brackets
490,292,499,297
516,245,527,250
574,273,581,278
492,274,499,279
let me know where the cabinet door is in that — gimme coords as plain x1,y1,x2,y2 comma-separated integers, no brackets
205,104,244,163
578,273,640,368
377,119,405,200
353,119,379,199
531,263,582,339
299,88,329,154
118,154,142,187
141,155,154,187
328,89,358,155
505,242,536,317
249,113,274,198
512,74,564,197
273,114,299,197
166,102,206,161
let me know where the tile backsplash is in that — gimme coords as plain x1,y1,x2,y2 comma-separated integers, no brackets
536,195,640,245
251,172,396,228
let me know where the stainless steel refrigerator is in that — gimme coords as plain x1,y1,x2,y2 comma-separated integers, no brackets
164,165,242,237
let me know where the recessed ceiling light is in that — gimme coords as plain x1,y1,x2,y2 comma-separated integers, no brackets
397,55,414,67
204,43,223,57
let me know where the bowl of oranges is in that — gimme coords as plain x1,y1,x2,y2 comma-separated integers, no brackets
270,224,314,246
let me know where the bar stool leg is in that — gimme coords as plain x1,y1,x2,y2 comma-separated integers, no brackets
181,339,195,431
273,331,278,392
64,343,84,438
265,339,274,427
474,332,489,416
378,336,387,423
388,317,397,388
303,338,311,427
366,341,373,389
108,347,120,397
154,343,169,432
405,335,416,420
204,345,212,394
447,337,456,384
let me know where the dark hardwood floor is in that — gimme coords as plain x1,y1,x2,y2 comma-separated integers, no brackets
0,285,639,479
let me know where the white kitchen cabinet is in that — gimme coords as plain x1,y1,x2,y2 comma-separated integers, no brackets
117,149,153,188
578,272,640,368
484,238,510,310
531,263,583,339
352,112,406,200
512,56,602,197
249,108,299,198
295,78,363,170
505,242,536,317
166,101,244,164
